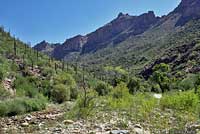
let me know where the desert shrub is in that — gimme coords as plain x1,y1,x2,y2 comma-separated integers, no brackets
41,67,55,78
14,76,38,98
127,77,140,94
108,82,132,109
70,87,78,100
54,73,76,88
0,85,10,100
160,91,198,112
178,76,195,91
131,93,157,118
68,90,98,119
150,63,172,92
0,69,3,82
94,81,112,96
151,84,162,93
51,84,70,103
23,95,47,112
10,62,18,72
50,73,77,103
40,80,52,98
0,96,47,117
112,82,130,99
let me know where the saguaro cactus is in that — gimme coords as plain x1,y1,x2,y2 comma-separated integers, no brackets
13,38,17,56
62,59,65,71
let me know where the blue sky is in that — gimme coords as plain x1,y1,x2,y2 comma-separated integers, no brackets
0,0,181,45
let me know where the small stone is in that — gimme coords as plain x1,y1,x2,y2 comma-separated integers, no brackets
21,122,29,127
25,116,32,121
110,130,129,134
63,120,74,125
53,128,62,133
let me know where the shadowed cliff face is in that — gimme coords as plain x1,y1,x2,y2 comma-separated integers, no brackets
51,35,87,59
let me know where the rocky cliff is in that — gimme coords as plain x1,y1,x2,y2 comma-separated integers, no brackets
34,11,159,59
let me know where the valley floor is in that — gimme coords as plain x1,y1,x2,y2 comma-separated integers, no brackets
0,101,199,134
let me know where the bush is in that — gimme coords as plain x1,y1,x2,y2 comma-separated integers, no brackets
112,82,130,99
0,85,10,100
107,82,132,109
0,96,47,117
54,73,76,88
160,91,198,111
0,69,3,82
51,84,71,103
68,90,98,119
94,82,112,96
70,87,78,100
14,76,38,98
127,77,140,94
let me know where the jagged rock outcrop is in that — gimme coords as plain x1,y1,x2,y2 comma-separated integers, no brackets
140,41,198,79
34,40,59,56
51,35,87,59
82,11,159,53
173,0,200,26
34,11,159,59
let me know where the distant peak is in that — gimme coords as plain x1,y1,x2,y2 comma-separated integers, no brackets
148,11,155,15
40,40,47,44
117,12,129,18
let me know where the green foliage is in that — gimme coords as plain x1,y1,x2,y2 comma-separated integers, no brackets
104,66,128,86
150,63,172,92
0,85,10,100
51,84,70,103
107,82,132,109
94,81,112,96
0,96,47,117
160,91,198,112
54,73,76,87
50,72,77,103
178,74,196,91
127,77,140,94
68,90,98,119
70,87,78,100
0,69,3,82
14,76,38,98
153,63,170,72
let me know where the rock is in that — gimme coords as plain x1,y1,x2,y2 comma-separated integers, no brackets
63,120,74,125
133,124,150,134
53,127,62,133
153,94,162,99
110,130,129,134
21,122,29,127
25,115,32,121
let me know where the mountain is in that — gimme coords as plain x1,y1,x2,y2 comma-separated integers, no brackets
34,0,200,77
34,40,60,56
174,0,200,26
34,11,159,59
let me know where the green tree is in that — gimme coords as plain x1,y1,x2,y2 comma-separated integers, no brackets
127,77,140,94
150,63,171,93
94,81,111,96
51,84,70,103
